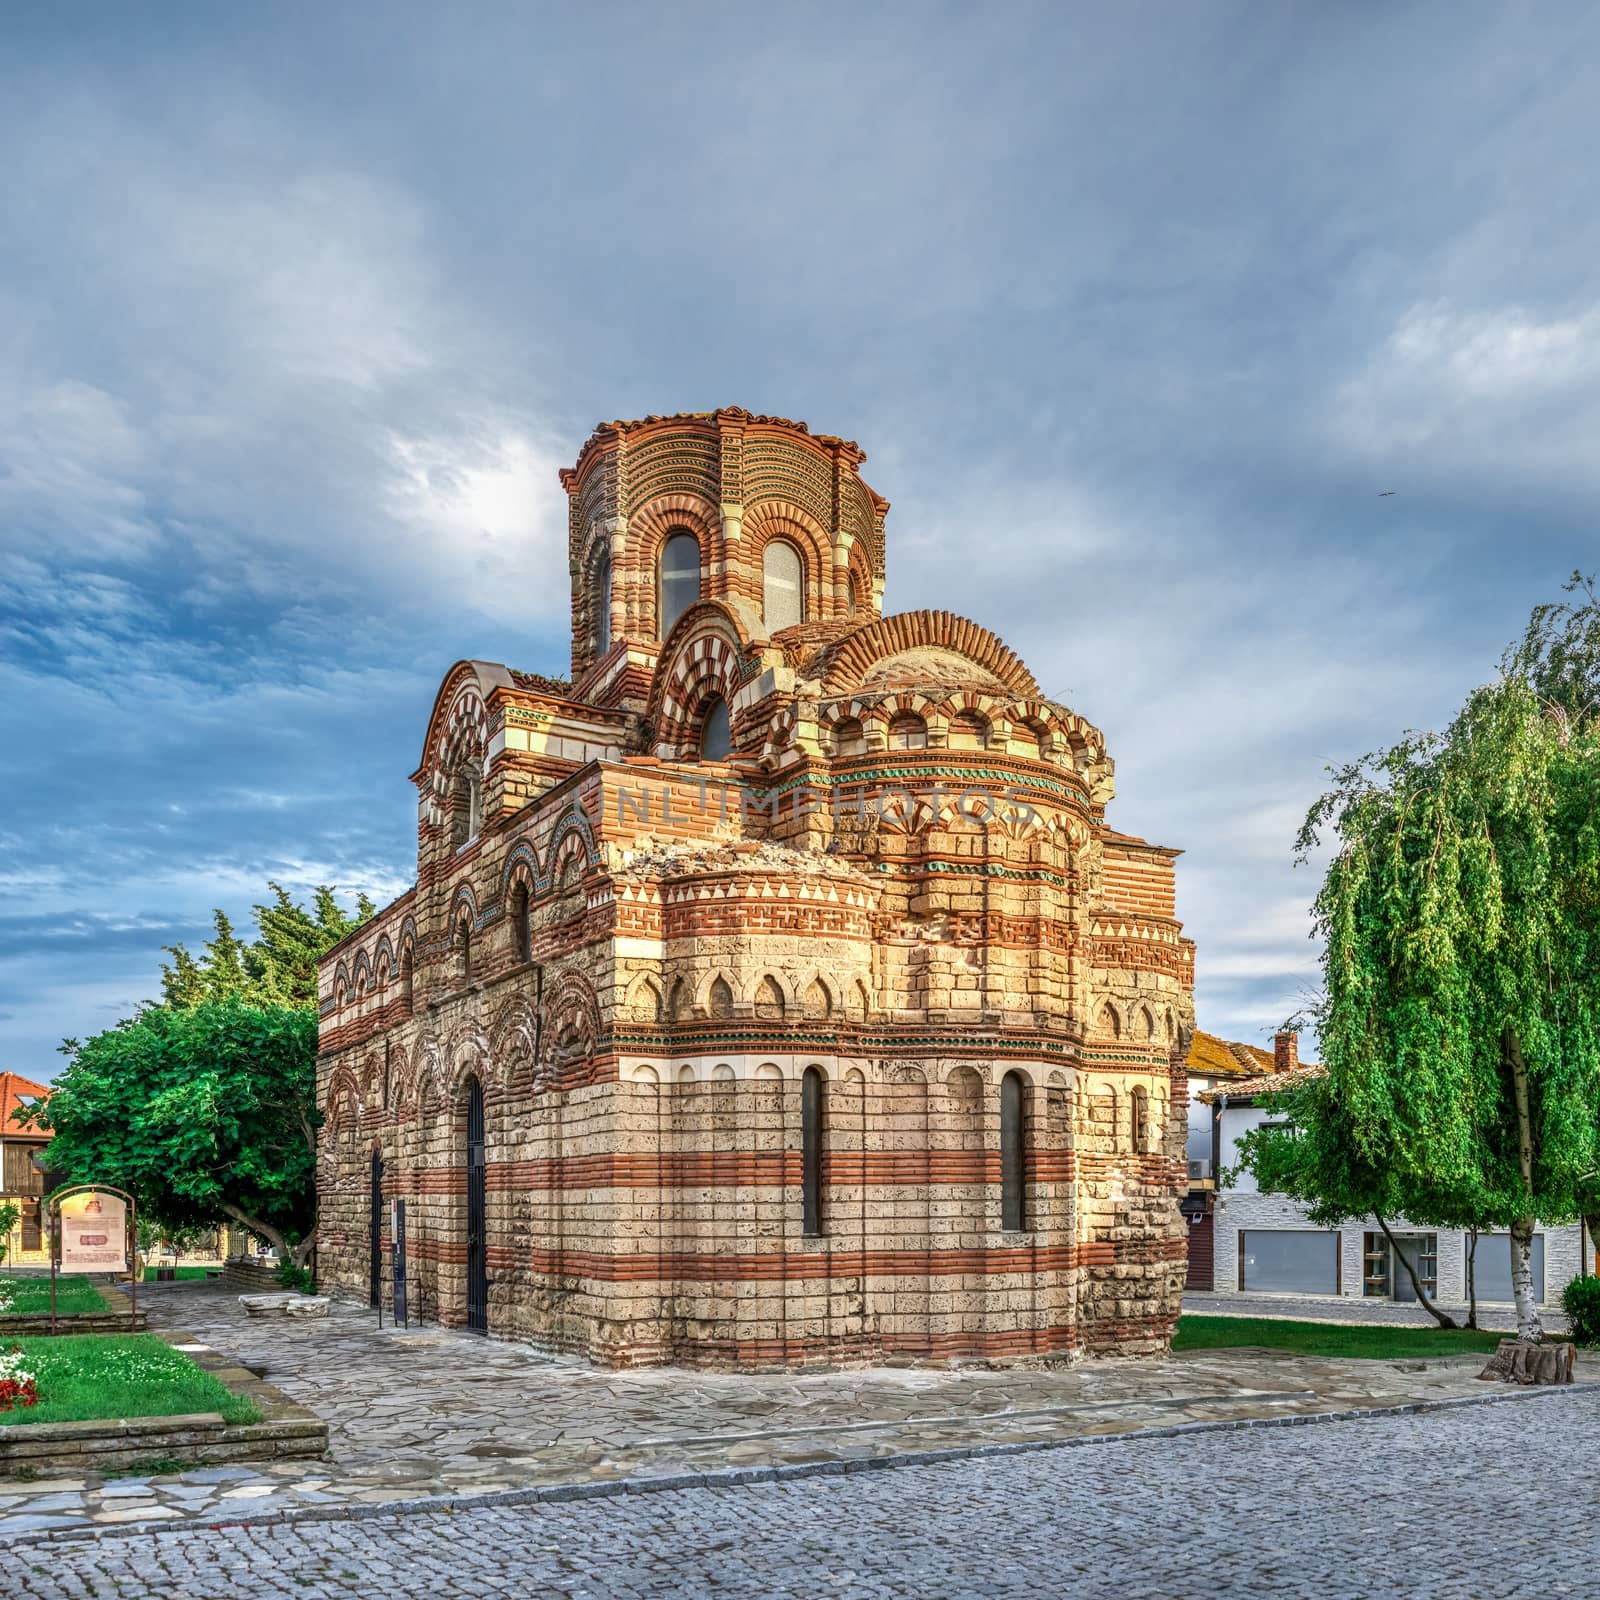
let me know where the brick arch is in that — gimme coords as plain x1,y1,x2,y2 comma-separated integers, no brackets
624,495,724,640
545,804,599,886
446,1026,493,1105
648,606,749,757
816,611,1040,698
324,1063,364,1132
448,881,481,928
371,933,395,982
500,838,543,899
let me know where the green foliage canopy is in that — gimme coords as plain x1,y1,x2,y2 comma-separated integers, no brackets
1241,576,1600,1335
160,882,374,1010
30,1001,321,1263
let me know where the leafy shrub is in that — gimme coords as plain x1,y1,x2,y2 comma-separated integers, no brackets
1562,1273,1600,1346
274,1258,316,1295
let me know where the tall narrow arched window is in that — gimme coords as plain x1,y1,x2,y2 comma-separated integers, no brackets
659,530,700,637
456,914,473,985
762,540,803,631
594,551,612,656
1131,1085,1150,1154
802,1065,825,1236
400,949,414,1012
699,696,731,761
1000,1070,1028,1231
510,881,531,963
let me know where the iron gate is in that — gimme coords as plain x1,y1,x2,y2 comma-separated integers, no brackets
466,1078,488,1333
369,1149,384,1308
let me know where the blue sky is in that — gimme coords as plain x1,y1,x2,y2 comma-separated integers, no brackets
4,3,1598,1076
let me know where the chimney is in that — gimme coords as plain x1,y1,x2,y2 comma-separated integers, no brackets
1274,1030,1299,1075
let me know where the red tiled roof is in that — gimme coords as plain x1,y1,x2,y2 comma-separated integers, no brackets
1199,1061,1327,1103
1185,1030,1275,1081
0,1071,50,1130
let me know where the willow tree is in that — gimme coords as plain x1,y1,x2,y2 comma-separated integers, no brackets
1299,577,1600,1341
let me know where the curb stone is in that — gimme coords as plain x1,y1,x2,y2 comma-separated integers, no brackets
18,1378,1600,1547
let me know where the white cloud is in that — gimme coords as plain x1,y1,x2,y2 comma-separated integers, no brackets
1332,299,1600,496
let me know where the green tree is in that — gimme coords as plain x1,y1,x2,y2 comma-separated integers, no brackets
1235,1067,1491,1329
27,1001,321,1268
160,882,374,1009
1276,577,1600,1341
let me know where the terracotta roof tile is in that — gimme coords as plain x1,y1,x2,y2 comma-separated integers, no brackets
0,1071,50,1129
1184,1030,1271,1080
1199,1061,1327,1102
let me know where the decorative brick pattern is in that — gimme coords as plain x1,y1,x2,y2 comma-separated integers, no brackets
318,409,1195,1368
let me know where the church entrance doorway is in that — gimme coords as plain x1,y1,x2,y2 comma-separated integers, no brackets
465,1078,488,1333
369,1149,383,1308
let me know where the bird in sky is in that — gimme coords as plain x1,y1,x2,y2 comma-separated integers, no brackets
1378,490,1396,497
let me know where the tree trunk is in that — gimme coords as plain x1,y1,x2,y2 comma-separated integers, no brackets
220,1204,318,1271
1376,1214,1459,1328
1465,1227,1479,1329
1504,1025,1544,1342
1478,1338,1573,1384
1584,1215,1600,1279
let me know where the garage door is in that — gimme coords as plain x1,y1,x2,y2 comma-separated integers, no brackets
1239,1229,1339,1294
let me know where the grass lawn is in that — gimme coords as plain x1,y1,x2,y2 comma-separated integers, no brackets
1174,1314,1507,1359
0,1334,260,1427
137,1265,217,1282
0,1275,110,1317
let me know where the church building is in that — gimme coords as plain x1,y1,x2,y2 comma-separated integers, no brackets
316,407,1195,1366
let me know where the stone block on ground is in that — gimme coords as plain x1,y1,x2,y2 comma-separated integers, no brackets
238,1293,331,1319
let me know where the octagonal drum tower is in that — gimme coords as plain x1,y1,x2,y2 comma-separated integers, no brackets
317,407,1196,1367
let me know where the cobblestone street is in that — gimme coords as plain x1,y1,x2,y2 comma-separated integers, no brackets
7,1280,1586,1539
10,1389,1596,1598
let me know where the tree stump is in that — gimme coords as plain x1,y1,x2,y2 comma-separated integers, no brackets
1476,1339,1574,1385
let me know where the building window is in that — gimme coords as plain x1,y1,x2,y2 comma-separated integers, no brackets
1000,1070,1027,1231
1475,1232,1547,1303
510,881,531,963
802,1066,825,1236
762,540,803,632
659,530,700,637
1237,1230,1339,1294
400,949,415,1012
594,550,611,656
456,915,473,985
699,697,732,761
450,767,482,849
1362,1231,1438,1302
1130,1086,1150,1154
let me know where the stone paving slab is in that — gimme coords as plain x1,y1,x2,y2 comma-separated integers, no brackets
2,1280,1592,1544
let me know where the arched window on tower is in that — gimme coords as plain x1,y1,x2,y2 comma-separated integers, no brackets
510,880,531,964
699,696,732,761
762,540,803,632
449,767,482,849
802,1065,826,1236
593,550,611,656
1131,1085,1150,1154
659,530,700,637
455,913,473,986
400,948,414,1013
1000,1070,1028,1231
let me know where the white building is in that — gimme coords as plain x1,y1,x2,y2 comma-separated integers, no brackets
1204,1040,1589,1311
